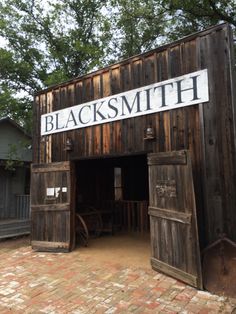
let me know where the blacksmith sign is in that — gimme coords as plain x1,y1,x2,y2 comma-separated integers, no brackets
41,69,208,135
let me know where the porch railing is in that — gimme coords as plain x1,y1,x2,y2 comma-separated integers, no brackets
15,194,30,220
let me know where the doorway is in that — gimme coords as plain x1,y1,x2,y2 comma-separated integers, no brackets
75,154,150,263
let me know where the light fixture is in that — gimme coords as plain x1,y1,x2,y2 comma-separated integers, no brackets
65,137,73,151
144,125,155,140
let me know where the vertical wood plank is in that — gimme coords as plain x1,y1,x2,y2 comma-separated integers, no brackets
110,67,122,154
46,92,53,163
83,78,93,156
93,75,102,155
101,70,111,155
33,95,40,163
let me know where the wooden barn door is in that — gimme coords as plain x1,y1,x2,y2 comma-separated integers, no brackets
31,162,75,252
148,151,203,289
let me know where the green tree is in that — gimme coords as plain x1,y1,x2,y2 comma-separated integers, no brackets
160,0,236,40
0,0,110,131
0,85,32,133
107,0,236,62
108,0,167,60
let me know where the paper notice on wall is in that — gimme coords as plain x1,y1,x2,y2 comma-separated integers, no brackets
46,188,55,197
55,187,61,198
62,187,67,193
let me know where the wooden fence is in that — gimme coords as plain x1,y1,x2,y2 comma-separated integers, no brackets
103,200,149,234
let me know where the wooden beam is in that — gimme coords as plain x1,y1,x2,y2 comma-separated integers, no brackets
151,257,198,287
31,204,70,212
31,162,70,173
148,151,187,165
31,241,70,252
148,206,191,224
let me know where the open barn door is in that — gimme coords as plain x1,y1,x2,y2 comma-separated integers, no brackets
31,161,75,252
148,151,203,289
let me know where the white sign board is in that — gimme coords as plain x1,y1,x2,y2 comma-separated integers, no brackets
41,69,209,136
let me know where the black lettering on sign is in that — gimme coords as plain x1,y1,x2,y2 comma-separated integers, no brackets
156,180,177,198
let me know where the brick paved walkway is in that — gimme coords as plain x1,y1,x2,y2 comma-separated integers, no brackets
0,237,235,313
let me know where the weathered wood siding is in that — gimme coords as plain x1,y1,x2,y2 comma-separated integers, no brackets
33,24,236,246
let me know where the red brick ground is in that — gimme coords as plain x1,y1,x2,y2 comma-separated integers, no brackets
0,237,235,313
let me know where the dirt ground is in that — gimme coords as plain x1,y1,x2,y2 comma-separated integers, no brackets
0,232,151,269
76,232,151,269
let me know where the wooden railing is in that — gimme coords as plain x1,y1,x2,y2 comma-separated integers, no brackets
103,200,149,234
15,194,30,220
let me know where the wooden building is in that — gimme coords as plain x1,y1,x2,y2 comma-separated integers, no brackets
0,117,31,239
31,23,236,289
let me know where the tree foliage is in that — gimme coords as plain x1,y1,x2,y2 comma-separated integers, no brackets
0,85,32,132
108,0,167,60
0,0,110,132
109,0,236,59
160,0,236,41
